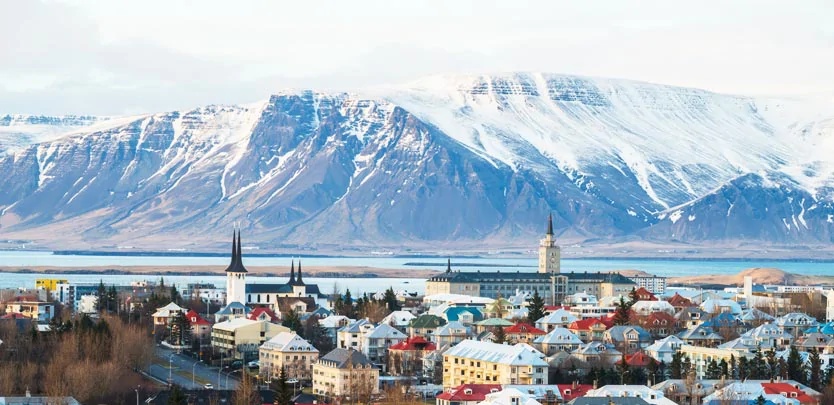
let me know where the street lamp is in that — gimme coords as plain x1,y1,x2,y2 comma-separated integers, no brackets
168,353,176,386
192,359,201,389
134,386,140,405
225,369,241,389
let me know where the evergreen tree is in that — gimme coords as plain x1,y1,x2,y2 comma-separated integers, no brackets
730,354,738,379
670,351,684,379
282,309,303,334
719,358,729,378
613,296,631,326
302,316,334,354
169,310,192,347
273,366,292,405
167,385,187,405
682,357,692,376
170,285,181,304
618,355,631,384
342,289,355,318
706,359,721,379
492,326,506,344
628,287,638,305
647,358,659,383
739,357,750,380
751,346,767,379
754,395,766,405
766,349,778,379
527,290,546,325
382,287,401,312
779,357,789,380
809,348,823,391
788,345,805,383
96,280,107,312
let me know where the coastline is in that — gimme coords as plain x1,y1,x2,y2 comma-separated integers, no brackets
0,265,440,279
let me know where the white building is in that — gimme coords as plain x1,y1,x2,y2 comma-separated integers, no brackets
629,275,667,294
535,309,578,332
583,385,677,405
381,310,416,332
631,300,676,316
534,327,583,355
475,388,542,405
645,335,684,363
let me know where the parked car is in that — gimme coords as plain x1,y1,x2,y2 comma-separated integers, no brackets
247,360,259,369
204,383,214,390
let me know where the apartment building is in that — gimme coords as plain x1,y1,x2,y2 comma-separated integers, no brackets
259,332,319,382
312,348,379,401
211,318,289,360
442,340,548,388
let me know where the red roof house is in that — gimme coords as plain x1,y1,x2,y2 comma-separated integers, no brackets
761,383,819,405
185,309,211,326
436,384,502,404
556,383,593,402
632,287,658,301
615,351,657,367
667,293,694,311
568,318,609,342
389,336,437,351
505,322,546,343
248,307,279,323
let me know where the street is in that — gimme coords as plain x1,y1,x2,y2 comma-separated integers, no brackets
151,346,240,390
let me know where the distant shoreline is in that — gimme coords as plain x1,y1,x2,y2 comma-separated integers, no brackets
0,265,438,279
4,249,834,263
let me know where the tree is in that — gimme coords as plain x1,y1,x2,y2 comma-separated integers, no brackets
670,351,684,379
739,356,750,380
706,358,721,379
341,289,355,318
766,349,778,379
167,385,187,405
492,326,506,344
170,286,181,305
383,287,401,312
730,354,738,379
234,371,262,405
168,311,191,347
719,358,729,378
787,345,806,383
809,348,823,391
273,367,292,405
527,290,546,325
302,317,334,354
617,355,631,384
628,287,638,305
282,309,303,334
754,395,767,405
96,280,107,312
613,296,631,326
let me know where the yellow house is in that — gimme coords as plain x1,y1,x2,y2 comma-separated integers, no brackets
442,339,548,388
680,344,753,378
312,348,379,402
260,332,319,382
211,318,289,360
36,279,68,291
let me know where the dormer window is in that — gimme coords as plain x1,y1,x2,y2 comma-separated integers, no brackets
464,389,472,395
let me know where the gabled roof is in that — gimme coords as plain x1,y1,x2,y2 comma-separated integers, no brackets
152,302,185,318
214,301,252,316
632,287,658,301
444,340,548,366
535,309,578,326
615,352,656,367
389,336,436,351
645,311,676,326
677,325,723,341
185,309,211,326
572,342,621,356
248,307,279,322
475,318,515,327
381,310,416,326
556,384,593,402
667,293,693,307
262,332,318,353
645,335,684,353
434,321,468,337
568,318,606,331
366,323,407,339
761,383,818,404
534,327,582,345
410,314,446,329
318,348,372,368
505,323,546,335
437,384,501,401
444,306,484,322
605,325,652,342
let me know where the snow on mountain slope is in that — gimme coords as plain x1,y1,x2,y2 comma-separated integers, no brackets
0,114,110,153
1,73,833,250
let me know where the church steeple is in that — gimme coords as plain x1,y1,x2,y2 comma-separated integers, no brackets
546,213,553,236
289,260,297,285
224,228,248,273
296,260,304,285
446,257,452,273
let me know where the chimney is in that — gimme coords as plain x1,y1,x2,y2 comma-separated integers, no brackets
593,379,598,389
572,380,578,390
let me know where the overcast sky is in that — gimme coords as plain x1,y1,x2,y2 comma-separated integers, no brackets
2,0,833,115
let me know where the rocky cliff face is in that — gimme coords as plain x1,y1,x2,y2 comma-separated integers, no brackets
1,73,833,251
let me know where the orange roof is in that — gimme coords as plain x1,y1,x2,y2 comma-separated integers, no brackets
505,323,546,335
762,383,818,404
568,318,606,331
645,312,676,325
633,287,658,301
389,336,437,351
616,352,656,367
667,293,693,307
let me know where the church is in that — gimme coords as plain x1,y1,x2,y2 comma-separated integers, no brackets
216,230,328,322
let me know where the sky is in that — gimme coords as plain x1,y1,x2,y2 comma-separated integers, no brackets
1,0,833,115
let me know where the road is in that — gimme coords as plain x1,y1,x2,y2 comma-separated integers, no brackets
152,346,240,390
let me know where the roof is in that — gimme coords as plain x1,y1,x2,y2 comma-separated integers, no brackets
318,348,372,368
568,318,606,331
224,230,248,274
185,309,211,326
535,309,577,326
605,326,652,342
444,306,484,322
645,335,684,353
152,302,184,318
505,323,546,335
389,336,436,351
475,318,515,327
616,352,656,367
570,398,651,405
437,384,502,401
444,340,547,366
761,383,818,404
632,287,658,301
214,301,252,315
366,323,407,339
381,310,416,326
248,307,279,322
477,388,542,405
677,325,723,341
212,317,266,331
410,314,446,329
261,332,318,353
667,293,693,307
534,327,582,345
433,321,468,337
556,384,593,402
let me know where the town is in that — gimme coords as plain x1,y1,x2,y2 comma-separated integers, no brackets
1,219,834,405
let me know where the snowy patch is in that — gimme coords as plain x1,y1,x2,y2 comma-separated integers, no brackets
669,210,683,224
627,209,637,217
688,214,696,221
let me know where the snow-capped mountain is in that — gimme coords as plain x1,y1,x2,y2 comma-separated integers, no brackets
0,114,108,153
1,73,833,251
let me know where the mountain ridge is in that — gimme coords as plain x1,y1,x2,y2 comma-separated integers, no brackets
1,73,833,252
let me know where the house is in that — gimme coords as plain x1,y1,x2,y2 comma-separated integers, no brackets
312,348,379,400
583,385,677,405
319,315,352,344
443,307,483,326
151,302,185,326
433,321,470,348
675,306,708,329
651,379,726,405
482,297,515,319
248,306,279,323
381,310,416,332
632,287,658,301
775,313,819,338
702,312,748,337
409,314,447,340
615,352,657,368
570,342,622,367
761,382,821,405
699,299,742,315
259,332,319,382
363,323,407,368
666,293,694,313
442,340,548,388
505,323,547,344
680,345,753,378
556,382,593,402
0,396,81,405
702,382,809,405
739,308,775,325
184,309,212,344
474,318,515,334
211,318,290,360
436,384,502,405
638,312,676,337
3,299,54,322
564,292,598,307
387,336,436,376
570,398,651,405
534,327,583,355
603,325,652,353
535,309,578,332
474,388,542,405
644,335,684,363
337,319,373,351
740,323,793,351
568,318,608,343
213,301,252,323
676,324,723,347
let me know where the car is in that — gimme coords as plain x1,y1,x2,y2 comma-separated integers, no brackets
203,383,214,390
247,360,259,369
286,378,299,385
